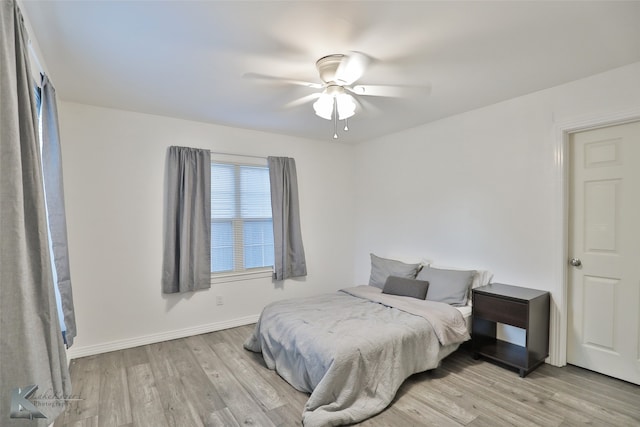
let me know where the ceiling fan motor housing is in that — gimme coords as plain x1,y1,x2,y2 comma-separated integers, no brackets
316,54,346,84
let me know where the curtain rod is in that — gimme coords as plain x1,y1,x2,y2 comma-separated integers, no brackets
209,151,267,160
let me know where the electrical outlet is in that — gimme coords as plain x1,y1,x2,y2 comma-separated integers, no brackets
216,295,224,306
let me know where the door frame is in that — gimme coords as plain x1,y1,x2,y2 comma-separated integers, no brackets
551,107,640,367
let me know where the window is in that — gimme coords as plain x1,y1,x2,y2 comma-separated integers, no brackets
34,80,67,336
210,157,274,277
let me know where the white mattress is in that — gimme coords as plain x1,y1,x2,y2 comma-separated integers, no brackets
456,305,473,332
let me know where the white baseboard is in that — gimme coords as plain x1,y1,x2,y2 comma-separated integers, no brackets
66,314,260,360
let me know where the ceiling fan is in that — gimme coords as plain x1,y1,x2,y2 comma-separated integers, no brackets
245,51,426,139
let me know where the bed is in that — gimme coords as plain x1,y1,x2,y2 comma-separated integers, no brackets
244,255,491,426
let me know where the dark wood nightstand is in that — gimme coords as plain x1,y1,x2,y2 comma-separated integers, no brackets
471,283,550,377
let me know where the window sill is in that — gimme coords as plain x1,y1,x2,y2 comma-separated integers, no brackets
210,268,273,284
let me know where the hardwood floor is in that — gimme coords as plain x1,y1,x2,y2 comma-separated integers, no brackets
54,325,640,427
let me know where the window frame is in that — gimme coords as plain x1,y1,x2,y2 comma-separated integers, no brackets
210,154,273,284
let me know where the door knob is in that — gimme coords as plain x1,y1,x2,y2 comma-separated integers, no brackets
569,258,582,267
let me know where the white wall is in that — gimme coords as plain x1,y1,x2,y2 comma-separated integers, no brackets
59,103,356,358
352,61,640,363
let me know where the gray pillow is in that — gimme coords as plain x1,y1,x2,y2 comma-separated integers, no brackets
417,266,476,306
368,253,421,289
382,276,430,300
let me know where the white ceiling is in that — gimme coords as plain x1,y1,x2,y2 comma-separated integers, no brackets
21,1,640,144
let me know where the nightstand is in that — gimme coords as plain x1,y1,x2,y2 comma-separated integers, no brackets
471,283,550,377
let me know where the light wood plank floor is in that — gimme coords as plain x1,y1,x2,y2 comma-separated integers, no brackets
54,325,640,427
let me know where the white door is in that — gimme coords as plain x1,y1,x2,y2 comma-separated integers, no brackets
568,121,640,385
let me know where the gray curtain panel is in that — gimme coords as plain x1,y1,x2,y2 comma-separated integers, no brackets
268,157,307,280
162,146,211,293
40,74,77,347
0,1,71,424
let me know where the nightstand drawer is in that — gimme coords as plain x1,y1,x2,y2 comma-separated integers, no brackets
473,294,527,328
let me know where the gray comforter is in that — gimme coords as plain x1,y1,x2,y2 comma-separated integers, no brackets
244,285,471,426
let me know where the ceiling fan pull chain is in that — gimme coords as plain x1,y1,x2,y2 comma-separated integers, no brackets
333,99,338,139
344,118,349,131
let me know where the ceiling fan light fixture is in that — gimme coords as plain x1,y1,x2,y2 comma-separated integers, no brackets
313,93,334,120
336,92,356,120
313,85,356,121
311,54,374,137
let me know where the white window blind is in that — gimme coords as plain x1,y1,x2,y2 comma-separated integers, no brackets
210,155,274,277
35,82,67,333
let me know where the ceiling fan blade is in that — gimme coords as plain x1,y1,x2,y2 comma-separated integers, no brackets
354,96,383,116
283,93,321,109
334,51,370,85
243,72,323,89
349,83,431,98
